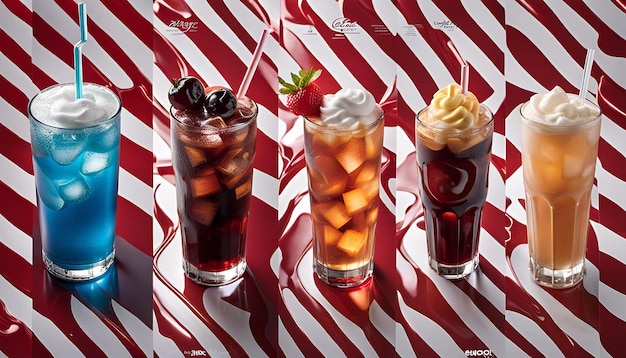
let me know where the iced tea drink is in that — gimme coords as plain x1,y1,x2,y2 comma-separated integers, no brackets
170,78,257,285
416,83,494,279
304,88,384,287
520,86,601,288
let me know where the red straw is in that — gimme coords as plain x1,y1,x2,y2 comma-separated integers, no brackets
237,28,270,98
460,62,469,95
447,40,469,94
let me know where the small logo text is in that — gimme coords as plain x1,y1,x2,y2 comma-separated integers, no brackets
332,17,359,33
168,19,198,33
465,349,494,357
433,20,458,31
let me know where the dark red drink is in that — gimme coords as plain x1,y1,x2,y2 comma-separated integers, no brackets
171,96,257,285
416,103,493,279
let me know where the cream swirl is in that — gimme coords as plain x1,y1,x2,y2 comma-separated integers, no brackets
427,83,479,129
522,85,600,126
320,88,379,129
44,85,110,128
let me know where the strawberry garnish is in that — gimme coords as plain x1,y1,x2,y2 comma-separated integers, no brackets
279,68,323,117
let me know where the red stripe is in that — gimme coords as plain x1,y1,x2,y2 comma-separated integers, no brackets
0,124,33,175
0,182,34,238
116,196,152,257
120,136,152,186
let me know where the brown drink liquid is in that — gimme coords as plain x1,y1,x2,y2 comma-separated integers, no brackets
304,108,384,287
170,97,257,285
416,89,493,279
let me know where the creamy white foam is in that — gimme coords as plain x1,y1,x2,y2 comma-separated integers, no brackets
319,88,379,129
30,83,120,128
522,86,600,126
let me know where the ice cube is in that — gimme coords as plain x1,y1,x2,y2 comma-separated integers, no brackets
562,155,584,180
81,152,110,175
190,168,221,197
31,126,54,158
51,132,87,165
202,117,227,128
336,229,368,257
337,138,366,174
343,188,369,215
35,170,65,210
364,128,383,159
88,122,120,152
190,200,218,225
235,179,252,199
350,163,377,187
316,201,351,229
58,177,91,204
185,146,206,167
217,155,253,189
322,225,342,245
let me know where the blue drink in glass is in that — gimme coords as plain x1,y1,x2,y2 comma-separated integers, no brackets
28,83,121,280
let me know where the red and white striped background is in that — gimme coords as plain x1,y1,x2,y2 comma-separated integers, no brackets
1,0,624,357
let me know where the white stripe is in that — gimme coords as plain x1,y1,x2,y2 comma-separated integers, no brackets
121,109,152,152
297,250,382,356
597,166,626,217
506,1,592,94
87,1,152,82
278,168,307,220
282,288,345,357
369,300,396,346
153,312,185,358
253,168,278,211
153,278,228,355
505,311,565,358
278,318,305,357
0,275,32,329
0,96,31,142
118,167,152,215
0,52,38,99
0,0,32,55
592,222,626,309
510,244,609,356
32,310,82,357
398,292,463,357
0,215,32,264
112,301,152,357
0,154,35,205
71,296,132,358
599,281,626,323
402,223,506,356
395,322,416,357
202,285,267,357
153,18,228,88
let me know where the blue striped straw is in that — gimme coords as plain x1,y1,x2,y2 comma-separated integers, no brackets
74,2,87,99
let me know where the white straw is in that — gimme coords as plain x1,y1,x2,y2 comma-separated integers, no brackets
237,29,269,98
579,48,595,99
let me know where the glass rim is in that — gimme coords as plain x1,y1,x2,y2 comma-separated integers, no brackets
303,106,385,133
170,96,258,133
416,103,494,135
28,82,122,130
519,99,602,129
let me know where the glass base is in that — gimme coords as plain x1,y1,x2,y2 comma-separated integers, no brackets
43,249,115,281
530,257,584,289
429,255,479,280
315,260,373,288
184,260,246,286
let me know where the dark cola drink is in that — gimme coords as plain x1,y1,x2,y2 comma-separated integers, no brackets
170,96,257,285
416,101,493,279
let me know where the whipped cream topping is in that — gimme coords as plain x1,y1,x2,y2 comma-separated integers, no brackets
425,83,480,130
522,85,600,126
31,84,118,128
320,88,379,129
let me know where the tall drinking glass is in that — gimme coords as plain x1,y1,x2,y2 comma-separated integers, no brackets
28,83,121,281
170,97,257,286
520,97,601,288
415,104,494,279
304,108,384,288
